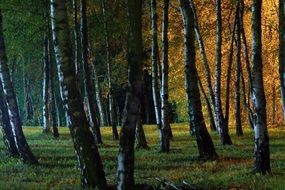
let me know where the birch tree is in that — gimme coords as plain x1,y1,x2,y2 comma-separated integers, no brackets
0,8,38,164
179,0,218,160
50,0,107,187
251,0,270,174
117,0,143,188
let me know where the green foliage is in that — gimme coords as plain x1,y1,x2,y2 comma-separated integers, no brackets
0,125,285,189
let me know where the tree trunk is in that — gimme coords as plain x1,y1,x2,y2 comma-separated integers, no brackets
235,1,243,136
214,0,232,145
159,0,170,153
240,62,254,129
92,62,106,126
135,112,149,149
150,0,162,130
101,0,119,140
0,82,19,157
42,36,51,133
240,0,253,120
0,9,38,164
189,0,216,131
214,0,223,133
279,0,285,121
72,0,80,76
50,0,107,188
251,0,271,174
50,49,59,137
117,0,143,188
80,0,103,144
143,70,151,124
179,0,218,160
240,0,254,129
197,75,216,131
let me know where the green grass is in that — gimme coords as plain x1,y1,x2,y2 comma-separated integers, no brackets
0,124,285,189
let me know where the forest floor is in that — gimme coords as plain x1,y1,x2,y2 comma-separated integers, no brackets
0,123,285,190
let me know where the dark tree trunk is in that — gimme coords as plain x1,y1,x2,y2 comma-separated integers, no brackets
251,0,271,174
0,9,38,164
239,0,254,129
50,0,107,188
159,0,170,153
117,0,143,188
80,0,103,144
150,0,162,130
101,0,119,141
0,83,19,157
189,0,216,131
197,75,216,131
279,0,285,121
115,99,121,126
42,36,51,133
135,112,149,149
240,0,253,123
214,0,232,145
240,63,254,129
50,50,59,137
143,75,151,124
179,0,218,160
235,1,243,136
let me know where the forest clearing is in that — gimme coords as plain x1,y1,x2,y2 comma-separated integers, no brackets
0,124,285,190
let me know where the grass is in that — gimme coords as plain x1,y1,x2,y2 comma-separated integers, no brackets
0,123,285,189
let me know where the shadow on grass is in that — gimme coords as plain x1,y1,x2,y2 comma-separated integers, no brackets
40,162,75,169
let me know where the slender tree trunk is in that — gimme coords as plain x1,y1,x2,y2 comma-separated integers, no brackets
0,82,19,157
117,0,143,188
115,99,121,126
42,36,51,133
279,0,285,121
214,0,223,133
235,1,243,136
50,0,107,188
92,62,106,126
0,9,38,164
251,0,270,174
214,0,232,145
240,63,254,129
159,0,170,153
179,0,218,160
224,11,236,132
197,75,216,131
150,0,162,129
50,52,59,137
80,0,103,144
73,0,80,76
101,0,119,140
189,0,216,131
240,0,253,128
